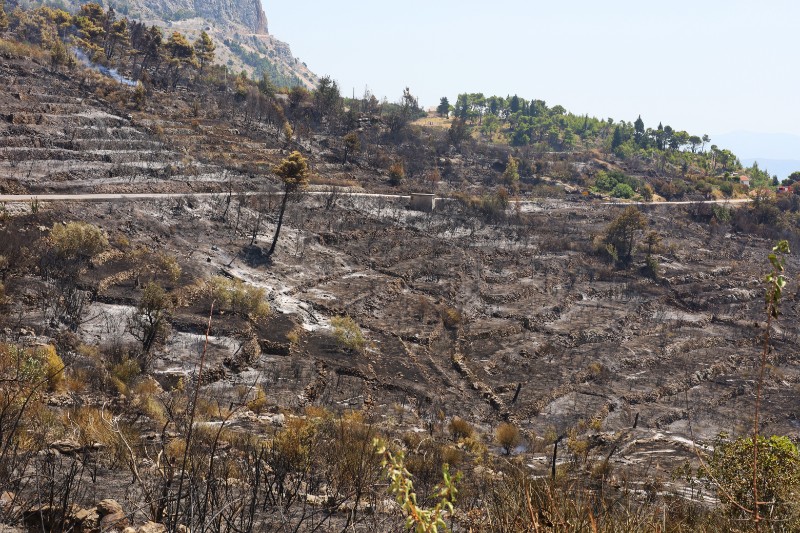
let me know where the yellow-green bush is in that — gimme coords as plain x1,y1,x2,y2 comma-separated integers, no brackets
166,437,188,462
269,418,315,474
495,422,521,455
247,386,268,414
331,315,366,353
448,417,474,441
286,325,303,346
65,407,127,456
159,253,182,283
207,276,270,320
3,344,65,391
50,221,109,260
40,344,65,391
131,377,166,423
441,307,462,330
110,358,141,395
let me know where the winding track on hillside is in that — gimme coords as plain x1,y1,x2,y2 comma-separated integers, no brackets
0,191,753,206
0,191,412,204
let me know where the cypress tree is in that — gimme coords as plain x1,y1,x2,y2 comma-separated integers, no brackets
634,115,645,146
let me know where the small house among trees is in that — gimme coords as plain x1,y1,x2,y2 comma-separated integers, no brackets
739,175,751,188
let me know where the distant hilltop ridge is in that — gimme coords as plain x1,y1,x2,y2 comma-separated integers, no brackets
16,0,316,88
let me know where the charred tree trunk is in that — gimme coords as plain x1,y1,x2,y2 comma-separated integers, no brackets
551,434,565,481
267,191,289,256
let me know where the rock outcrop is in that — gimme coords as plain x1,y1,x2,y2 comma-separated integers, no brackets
25,0,317,88
131,0,269,34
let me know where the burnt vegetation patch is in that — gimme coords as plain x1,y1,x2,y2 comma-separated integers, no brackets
4,2,800,530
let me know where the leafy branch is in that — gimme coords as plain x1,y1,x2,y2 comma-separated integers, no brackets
753,240,790,530
374,438,461,533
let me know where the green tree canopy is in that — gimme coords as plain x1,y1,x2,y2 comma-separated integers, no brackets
258,72,277,97
129,282,173,358
705,434,800,525
274,151,310,192
502,155,520,191
166,31,194,63
602,207,647,266
634,115,645,146
437,96,450,117
268,151,310,256
688,135,702,153
104,18,130,60
314,75,341,123
74,3,107,57
193,30,215,74
611,182,635,199
343,131,360,164
165,31,197,87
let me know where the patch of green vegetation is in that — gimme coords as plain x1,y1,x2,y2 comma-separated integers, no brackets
593,170,644,199
168,8,195,21
224,39,301,88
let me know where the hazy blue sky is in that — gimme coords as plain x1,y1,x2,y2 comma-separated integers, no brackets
264,1,800,140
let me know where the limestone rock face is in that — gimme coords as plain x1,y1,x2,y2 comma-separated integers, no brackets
192,0,269,33
26,0,317,88
26,0,268,33
115,0,269,34
252,0,269,34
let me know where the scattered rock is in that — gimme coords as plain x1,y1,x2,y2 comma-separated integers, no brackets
47,392,76,407
137,521,167,533
98,499,128,531
260,339,291,357
73,507,100,531
50,439,82,455
101,513,130,532
473,465,501,480
0,491,15,512
96,499,124,516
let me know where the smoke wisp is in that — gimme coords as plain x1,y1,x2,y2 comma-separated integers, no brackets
73,48,137,87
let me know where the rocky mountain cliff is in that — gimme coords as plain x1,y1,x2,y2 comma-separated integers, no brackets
110,0,269,34
19,0,315,87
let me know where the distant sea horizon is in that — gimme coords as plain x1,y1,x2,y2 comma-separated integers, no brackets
739,158,799,181
712,131,800,180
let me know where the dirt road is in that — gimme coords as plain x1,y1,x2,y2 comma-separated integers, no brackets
0,191,413,203
0,191,752,206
